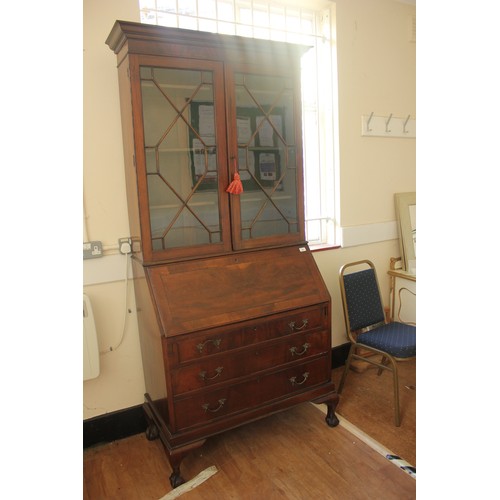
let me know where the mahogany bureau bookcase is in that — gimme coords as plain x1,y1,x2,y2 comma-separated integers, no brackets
106,20,339,488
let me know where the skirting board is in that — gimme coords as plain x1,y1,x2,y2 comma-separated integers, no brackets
83,404,146,448
83,345,350,449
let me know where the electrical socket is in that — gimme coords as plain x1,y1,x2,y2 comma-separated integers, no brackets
131,239,141,253
119,237,133,254
83,241,103,259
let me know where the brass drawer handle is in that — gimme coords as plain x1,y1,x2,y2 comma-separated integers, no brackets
288,319,309,331
202,398,226,413
289,372,310,386
289,342,311,356
199,366,224,381
196,338,222,353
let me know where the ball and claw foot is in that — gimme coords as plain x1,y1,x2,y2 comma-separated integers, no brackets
145,423,159,441
325,411,339,427
169,471,185,489
325,400,340,427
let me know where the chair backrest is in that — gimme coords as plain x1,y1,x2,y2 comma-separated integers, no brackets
339,261,386,336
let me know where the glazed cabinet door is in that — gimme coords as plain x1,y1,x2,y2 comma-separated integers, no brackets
130,55,232,262
225,63,306,250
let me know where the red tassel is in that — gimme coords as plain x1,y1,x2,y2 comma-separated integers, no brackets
226,172,244,194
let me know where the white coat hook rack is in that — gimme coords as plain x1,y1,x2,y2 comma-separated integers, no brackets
385,113,393,133
403,114,411,134
361,112,415,138
366,111,374,132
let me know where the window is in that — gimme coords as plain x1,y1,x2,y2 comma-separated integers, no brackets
139,0,338,247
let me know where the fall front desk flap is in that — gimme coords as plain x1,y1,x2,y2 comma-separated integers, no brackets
146,245,330,337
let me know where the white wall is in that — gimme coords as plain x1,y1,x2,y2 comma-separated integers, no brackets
316,0,416,346
83,0,415,418
335,0,416,227
83,0,144,419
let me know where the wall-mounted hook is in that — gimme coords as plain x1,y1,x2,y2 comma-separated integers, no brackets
362,112,415,138
385,113,393,133
403,114,411,134
366,112,374,132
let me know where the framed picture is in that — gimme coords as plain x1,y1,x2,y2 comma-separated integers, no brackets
394,192,416,274
189,101,285,191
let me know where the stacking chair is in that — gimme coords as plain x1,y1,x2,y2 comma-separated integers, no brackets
338,260,416,426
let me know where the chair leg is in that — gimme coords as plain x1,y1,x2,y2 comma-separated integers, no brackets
388,358,401,427
377,356,389,376
337,344,356,394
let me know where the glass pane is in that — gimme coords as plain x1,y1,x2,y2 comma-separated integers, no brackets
178,0,196,16
157,0,176,12
235,0,252,25
199,0,217,19
286,8,301,33
252,3,269,27
156,12,178,28
178,15,198,30
199,19,218,33
217,0,235,22
234,72,299,241
140,65,221,251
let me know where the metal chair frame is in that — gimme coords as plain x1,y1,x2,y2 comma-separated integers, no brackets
338,259,415,427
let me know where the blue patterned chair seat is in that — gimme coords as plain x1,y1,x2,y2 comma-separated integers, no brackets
357,322,416,358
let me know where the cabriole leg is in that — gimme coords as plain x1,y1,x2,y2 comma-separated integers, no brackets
312,393,340,427
166,440,207,489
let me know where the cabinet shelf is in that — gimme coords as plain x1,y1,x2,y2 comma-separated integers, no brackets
150,201,217,210
141,80,293,97
149,194,293,211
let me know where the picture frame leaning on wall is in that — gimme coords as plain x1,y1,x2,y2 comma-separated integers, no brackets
394,192,416,274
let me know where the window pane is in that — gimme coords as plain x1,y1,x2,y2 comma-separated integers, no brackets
178,0,197,16
270,4,285,26
141,0,156,9
199,0,217,19
217,0,235,22
140,11,157,24
285,8,301,33
253,27,270,40
157,12,178,28
270,29,286,42
235,0,252,25
199,19,218,32
301,11,315,35
157,0,176,12
178,15,198,30
236,24,253,37
252,3,269,28
217,21,236,35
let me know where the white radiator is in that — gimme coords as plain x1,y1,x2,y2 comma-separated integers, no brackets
83,294,100,381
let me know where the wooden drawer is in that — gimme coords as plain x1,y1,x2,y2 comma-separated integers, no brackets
171,329,330,395
172,355,330,431
171,305,327,364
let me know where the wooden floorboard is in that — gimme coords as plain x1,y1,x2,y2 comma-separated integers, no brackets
83,402,415,499
332,357,416,466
